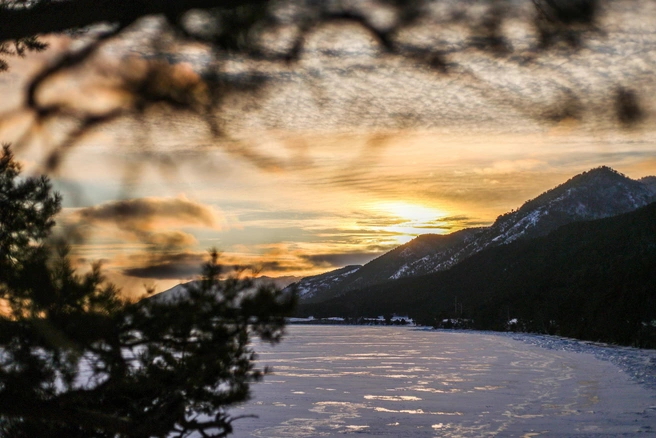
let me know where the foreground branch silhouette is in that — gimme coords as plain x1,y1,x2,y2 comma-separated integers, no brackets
2,0,645,173
0,145,296,437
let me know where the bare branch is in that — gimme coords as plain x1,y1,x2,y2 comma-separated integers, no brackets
0,0,270,42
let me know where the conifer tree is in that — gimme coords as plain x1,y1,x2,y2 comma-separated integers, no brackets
0,145,296,437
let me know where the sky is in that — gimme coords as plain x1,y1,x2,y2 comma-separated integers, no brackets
1,1,656,298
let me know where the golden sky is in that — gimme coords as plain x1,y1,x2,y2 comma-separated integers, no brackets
2,2,656,297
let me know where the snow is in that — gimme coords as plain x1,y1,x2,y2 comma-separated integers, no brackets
341,268,360,277
287,317,315,323
151,283,189,303
492,209,543,244
390,264,410,280
505,332,656,392
229,326,656,437
295,266,361,300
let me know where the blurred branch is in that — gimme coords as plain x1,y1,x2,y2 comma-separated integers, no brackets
0,0,648,176
0,0,270,42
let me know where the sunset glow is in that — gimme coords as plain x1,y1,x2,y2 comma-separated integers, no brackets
366,201,452,242
1,3,656,298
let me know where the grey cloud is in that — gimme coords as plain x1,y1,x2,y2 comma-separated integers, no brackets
122,253,207,279
253,261,305,273
123,253,302,279
144,231,198,248
78,197,221,231
413,215,491,229
74,197,221,249
412,224,454,230
301,251,381,268
438,215,472,222
364,244,398,253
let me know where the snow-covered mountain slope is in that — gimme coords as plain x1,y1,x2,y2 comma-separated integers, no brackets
398,166,656,278
151,275,301,303
286,265,362,303
289,166,656,303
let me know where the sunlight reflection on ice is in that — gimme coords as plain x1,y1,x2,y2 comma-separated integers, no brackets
231,326,656,438
373,407,426,414
344,425,369,431
364,395,422,401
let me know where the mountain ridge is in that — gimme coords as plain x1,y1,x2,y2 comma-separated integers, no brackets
295,200,656,347
287,166,656,303
152,274,301,303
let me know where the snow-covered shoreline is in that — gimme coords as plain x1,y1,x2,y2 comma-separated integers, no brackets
503,331,656,392
414,326,656,393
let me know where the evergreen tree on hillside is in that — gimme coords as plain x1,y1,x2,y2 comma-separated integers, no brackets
0,145,296,437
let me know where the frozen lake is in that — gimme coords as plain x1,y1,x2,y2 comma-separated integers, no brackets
230,326,656,437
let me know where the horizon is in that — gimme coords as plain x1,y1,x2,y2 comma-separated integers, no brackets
2,2,656,298
134,163,656,298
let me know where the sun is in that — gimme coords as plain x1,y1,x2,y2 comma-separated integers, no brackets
367,201,451,241
377,202,446,225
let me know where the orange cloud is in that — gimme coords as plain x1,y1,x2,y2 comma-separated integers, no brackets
473,159,546,175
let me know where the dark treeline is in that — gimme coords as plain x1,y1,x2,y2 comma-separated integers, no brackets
296,201,656,348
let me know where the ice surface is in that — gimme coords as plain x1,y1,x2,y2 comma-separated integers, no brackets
229,326,656,437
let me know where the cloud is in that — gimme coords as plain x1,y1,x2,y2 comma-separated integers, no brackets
144,231,198,248
364,244,398,253
122,252,207,279
410,215,492,230
411,224,454,230
73,196,223,249
121,248,310,280
301,251,381,268
253,260,307,273
438,215,472,222
78,196,223,231
473,159,546,175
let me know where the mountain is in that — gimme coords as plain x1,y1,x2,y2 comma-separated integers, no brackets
640,176,656,193
289,265,362,303
253,275,303,289
292,229,485,303
151,275,301,303
287,166,656,303
296,201,656,347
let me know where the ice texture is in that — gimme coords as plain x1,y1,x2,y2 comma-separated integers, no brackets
229,326,656,437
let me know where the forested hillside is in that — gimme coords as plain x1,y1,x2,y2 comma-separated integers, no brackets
288,167,656,303
297,201,656,347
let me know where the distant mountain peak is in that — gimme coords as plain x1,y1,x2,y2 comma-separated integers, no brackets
567,165,628,184
152,274,302,303
586,165,622,174
290,166,656,304
497,166,652,231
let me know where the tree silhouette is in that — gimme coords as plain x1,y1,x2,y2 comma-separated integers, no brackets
0,143,60,281
0,145,296,437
